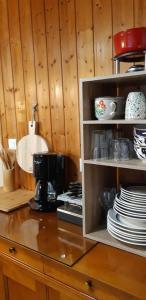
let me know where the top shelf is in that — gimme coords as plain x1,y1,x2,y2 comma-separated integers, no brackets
80,71,146,122
83,119,146,125
80,70,146,84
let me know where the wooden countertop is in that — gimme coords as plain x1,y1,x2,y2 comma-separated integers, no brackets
0,206,146,298
0,206,96,266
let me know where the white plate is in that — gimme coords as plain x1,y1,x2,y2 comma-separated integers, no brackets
114,203,146,218
107,209,146,230
107,217,146,235
116,195,146,210
121,186,146,197
107,222,146,240
121,191,146,201
107,227,146,246
114,207,146,226
120,193,146,204
115,198,146,213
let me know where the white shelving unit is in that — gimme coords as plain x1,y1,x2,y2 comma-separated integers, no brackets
80,71,146,257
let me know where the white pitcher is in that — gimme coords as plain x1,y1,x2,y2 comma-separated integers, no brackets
125,91,146,119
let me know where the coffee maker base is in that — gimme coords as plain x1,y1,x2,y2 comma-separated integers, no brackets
29,198,64,212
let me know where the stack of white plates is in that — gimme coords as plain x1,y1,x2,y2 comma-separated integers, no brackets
107,186,146,246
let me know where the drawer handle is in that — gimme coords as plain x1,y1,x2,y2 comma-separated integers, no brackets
84,280,92,289
9,247,16,254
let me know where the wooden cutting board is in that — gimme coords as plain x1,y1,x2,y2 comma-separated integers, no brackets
0,189,34,212
16,121,49,173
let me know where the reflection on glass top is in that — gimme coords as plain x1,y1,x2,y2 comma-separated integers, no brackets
0,206,95,266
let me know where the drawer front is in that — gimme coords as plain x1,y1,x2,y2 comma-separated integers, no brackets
44,258,134,300
0,237,43,272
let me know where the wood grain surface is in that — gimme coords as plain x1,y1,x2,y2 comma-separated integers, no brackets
0,0,145,189
0,205,95,266
0,189,34,212
0,206,145,299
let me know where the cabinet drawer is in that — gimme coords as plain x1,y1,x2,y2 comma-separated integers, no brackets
0,237,43,272
44,258,133,300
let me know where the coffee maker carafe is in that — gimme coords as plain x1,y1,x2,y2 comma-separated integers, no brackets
29,153,65,211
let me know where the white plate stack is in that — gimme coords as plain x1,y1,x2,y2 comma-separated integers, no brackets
107,186,146,246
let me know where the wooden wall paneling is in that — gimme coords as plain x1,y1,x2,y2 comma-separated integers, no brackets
7,0,27,139
19,0,38,190
134,0,146,26
0,0,17,139
75,0,94,78
31,0,52,149
45,0,66,153
112,0,134,73
0,0,20,189
59,0,80,180
19,0,38,122
0,58,7,148
93,0,113,76
7,0,29,190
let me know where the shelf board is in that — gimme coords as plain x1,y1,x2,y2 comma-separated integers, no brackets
84,159,146,171
80,70,146,83
85,229,146,258
83,120,146,125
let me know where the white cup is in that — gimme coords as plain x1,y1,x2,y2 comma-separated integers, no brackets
95,97,125,120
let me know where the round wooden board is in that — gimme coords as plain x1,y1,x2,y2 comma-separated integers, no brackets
16,134,49,173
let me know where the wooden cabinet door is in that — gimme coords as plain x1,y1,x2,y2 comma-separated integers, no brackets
47,286,94,300
0,261,47,300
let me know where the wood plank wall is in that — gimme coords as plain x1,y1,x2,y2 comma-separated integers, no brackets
0,0,146,190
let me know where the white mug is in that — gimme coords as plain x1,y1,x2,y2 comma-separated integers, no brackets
95,97,125,120
125,91,146,119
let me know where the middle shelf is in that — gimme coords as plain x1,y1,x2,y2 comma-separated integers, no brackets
84,159,146,171
83,120,146,125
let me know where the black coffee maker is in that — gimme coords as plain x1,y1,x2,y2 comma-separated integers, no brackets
29,153,65,212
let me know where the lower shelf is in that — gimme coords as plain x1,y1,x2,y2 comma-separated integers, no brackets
85,229,146,258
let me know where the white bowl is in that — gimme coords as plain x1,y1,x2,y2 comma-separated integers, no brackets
134,144,146,160
134,127,146,146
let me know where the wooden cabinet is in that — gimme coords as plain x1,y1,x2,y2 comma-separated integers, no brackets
0,257,134,300
80,71,146,258
0,256,94,300
0,207,145,299
0,261,46,300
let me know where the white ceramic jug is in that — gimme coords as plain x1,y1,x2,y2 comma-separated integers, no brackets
125,91,146,119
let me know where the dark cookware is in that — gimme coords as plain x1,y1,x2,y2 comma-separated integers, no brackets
114,27,146,56
126,64,144,72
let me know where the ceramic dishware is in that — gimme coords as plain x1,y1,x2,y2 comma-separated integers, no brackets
134,127,146,146
134,127,146,160
114,27,146,56
95,97,125,120
125,92,146,119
